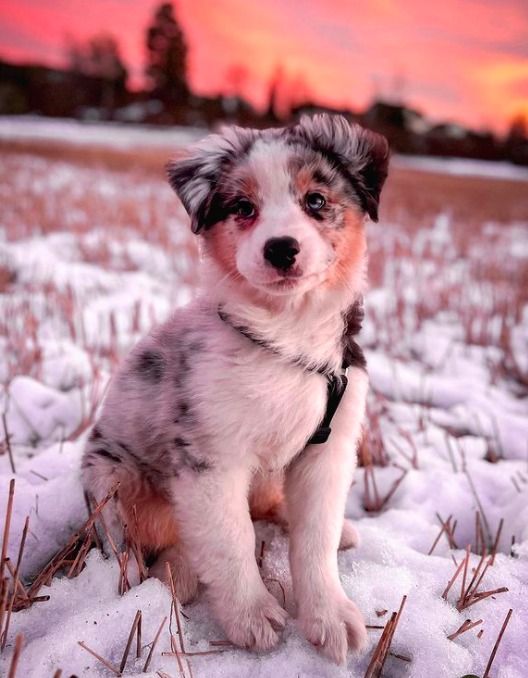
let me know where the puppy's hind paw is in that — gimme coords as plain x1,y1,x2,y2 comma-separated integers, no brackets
339,519,360,550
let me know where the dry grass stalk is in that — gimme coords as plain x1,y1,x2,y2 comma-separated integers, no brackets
4,560,29,601
447,618,483,641
1,415,15,474
77,640,121,676
435,513,458,549
397,429,419,469
0,581,9,656
7,633,23,678
389,651,411,662
142,616,167,673
129,506,148,583
27,484,119,601
257,540,266,568
164,648,231,658
1,516,29,649
165,561,189,678
483,609,513,678
119,610,142,673
364,465,407,512
443,546,509,612
489,518,504,565
91,503,134,596
364,612,396,678
0,480,16,587
460,545,471,602
364,595,407,678
137,608,142,660
442,551,469,600
462,587,509,610
464,468,492,546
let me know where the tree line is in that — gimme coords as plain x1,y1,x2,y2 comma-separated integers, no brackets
0,1,526,165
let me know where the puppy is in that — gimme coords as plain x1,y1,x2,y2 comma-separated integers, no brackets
81,114,389,664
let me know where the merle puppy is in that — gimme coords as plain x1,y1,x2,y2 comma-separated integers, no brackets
82,114,389,664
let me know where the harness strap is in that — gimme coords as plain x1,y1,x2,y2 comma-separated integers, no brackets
217,307,351,446
306,371,348,445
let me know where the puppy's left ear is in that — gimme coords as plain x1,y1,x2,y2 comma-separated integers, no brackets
167,126,257,234
293,114,390,222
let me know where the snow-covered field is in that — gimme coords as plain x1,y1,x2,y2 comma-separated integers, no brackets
0,119,527,678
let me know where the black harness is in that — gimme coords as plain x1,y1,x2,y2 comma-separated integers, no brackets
218,309,355,446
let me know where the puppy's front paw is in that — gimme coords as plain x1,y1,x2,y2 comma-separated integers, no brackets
219,590,288,652
299,593,368,665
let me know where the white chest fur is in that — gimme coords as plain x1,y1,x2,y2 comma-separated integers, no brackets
189,322,329,470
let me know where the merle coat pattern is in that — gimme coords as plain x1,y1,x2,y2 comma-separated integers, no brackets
82,114,389,665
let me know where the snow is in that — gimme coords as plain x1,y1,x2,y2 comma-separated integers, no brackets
392,155,528,182
0,115,204,149
0,120,527,677
2,116,528,183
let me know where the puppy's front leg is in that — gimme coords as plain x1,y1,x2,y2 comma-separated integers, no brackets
286,368,369,664
172,464,287,650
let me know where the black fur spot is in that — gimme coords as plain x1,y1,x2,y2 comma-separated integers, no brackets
184,454,210,473
91,448,122,464
117,441,132,455
181,448,211,473
173,436,190,448
342,301,366,370
178,352,189,372
137,350,165,383
89,426,102,442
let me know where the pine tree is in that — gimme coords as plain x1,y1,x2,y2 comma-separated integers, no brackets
145,2,188,105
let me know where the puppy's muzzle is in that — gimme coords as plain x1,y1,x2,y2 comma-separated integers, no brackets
263,236,300,272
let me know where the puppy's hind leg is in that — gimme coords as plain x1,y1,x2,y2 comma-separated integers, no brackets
81,445,127,558
149,543,199,604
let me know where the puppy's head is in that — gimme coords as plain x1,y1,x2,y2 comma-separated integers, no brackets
168,114,389,298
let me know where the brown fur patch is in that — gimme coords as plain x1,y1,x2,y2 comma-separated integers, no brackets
118,481,179,551
248,472,285,521
203,220,241,280
324,208,366,289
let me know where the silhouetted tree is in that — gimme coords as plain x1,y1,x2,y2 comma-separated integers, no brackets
145,2,188,105
67,35,128,116
506,114,527,143
505,114,528,165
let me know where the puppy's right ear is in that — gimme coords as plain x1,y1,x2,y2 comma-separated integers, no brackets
167,127,257,234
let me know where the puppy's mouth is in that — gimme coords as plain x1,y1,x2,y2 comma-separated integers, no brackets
250,269,327,295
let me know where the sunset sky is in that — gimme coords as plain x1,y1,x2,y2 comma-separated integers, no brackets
0,0,527,132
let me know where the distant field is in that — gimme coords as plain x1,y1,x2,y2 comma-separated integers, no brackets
1,132,527,378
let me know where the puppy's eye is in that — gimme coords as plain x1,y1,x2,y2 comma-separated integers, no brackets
305,192,326,211
233,199,255,218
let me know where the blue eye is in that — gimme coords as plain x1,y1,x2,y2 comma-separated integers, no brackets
234,199,255,218
306,192,326,211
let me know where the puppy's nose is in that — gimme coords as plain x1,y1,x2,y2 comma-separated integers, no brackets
263,236,300,271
